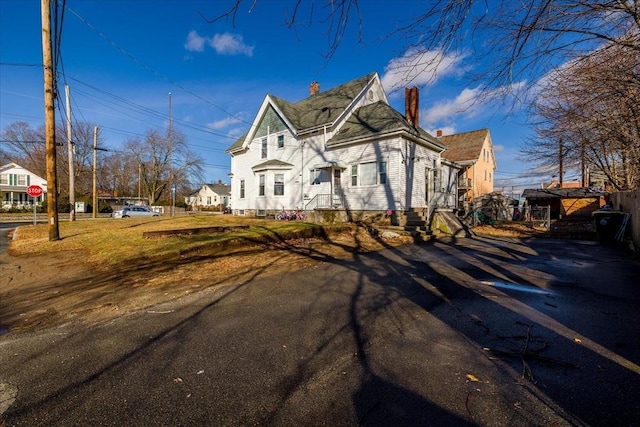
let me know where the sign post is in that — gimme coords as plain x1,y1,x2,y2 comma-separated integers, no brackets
26,185,44,225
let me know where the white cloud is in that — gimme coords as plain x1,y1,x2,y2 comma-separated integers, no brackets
209,33,254,56
493,144,504,152
423,87,482,124
380,48,466,94
184,31,254,57
207,116,242,130
184,30,206,52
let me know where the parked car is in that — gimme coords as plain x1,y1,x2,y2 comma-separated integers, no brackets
112,206,161,218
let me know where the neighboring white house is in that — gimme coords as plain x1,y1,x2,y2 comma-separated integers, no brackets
0,162,47,209
185,181,231,211
226,72,459,221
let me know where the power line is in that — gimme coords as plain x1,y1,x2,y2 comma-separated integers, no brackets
64,4,252,127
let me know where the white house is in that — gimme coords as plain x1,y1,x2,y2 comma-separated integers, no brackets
226,72,459,222
0,162,48,209
185,181,231,211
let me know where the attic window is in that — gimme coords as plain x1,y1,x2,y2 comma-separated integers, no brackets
339,127,350,134
368,90,374,100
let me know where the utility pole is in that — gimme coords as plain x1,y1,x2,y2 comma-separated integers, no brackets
66,84,75,221
558,138,564,188
41,0,59,241
168,92,174,216
92,126,98,219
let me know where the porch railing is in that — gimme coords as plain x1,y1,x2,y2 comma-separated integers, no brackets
304,194,347,210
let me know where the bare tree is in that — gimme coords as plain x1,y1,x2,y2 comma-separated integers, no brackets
524,44,640,190
206,1,640,94
124,129,204,204
0,122,47,177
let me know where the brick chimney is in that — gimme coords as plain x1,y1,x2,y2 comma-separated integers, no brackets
405,87,419,127
310,81,320,96
436,129,443,137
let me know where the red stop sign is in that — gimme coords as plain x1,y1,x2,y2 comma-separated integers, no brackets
26,185,43,197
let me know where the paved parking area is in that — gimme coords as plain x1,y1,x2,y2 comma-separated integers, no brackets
1,235,639,426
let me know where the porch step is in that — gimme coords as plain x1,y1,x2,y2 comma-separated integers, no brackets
402,210,429,232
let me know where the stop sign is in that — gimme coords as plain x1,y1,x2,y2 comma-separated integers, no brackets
26,185,43,197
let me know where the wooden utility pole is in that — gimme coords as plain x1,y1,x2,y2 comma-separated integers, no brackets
558,138,564,187
41,0,59,240
66,84,75,221
168,92,174,216
92,126,98,219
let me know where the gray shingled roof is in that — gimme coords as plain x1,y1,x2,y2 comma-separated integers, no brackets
227,73,380,152
440,129,489,163
206,183,231,196
328,101,443,148
522,188,606,199
226,73,446,153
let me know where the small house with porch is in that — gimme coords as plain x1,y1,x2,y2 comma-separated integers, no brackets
185,181,231,211
0,162,47,210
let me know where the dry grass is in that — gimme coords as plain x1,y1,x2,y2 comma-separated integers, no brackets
9,215,351,265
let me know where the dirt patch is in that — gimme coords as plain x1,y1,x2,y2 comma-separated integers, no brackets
0,226,413,334
471,222,551,238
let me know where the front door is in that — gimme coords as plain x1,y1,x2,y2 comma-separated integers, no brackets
425,167,432,209
333,169,342,206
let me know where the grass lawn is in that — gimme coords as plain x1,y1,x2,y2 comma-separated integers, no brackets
8,214,347,266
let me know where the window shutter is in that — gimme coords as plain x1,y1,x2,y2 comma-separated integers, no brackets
27,175,30,186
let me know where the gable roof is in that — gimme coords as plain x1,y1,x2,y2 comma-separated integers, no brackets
328,101,444,149
227,72,445,153
0,162,46,182
439,129,490,164
205,183,231,196
227,73,381,153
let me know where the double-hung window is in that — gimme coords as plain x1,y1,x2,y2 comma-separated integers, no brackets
277,135,284,149
259,174,265,196
240,180,245,199
274,174,284,196
352,161,387,186
310,169,322,185
261,138,267,159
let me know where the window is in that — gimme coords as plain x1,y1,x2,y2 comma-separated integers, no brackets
17,175,27,186
206,196,211,205
261,138,267,159
257,209,266,217
240,180,245,199
277,135,284,149
433,169,441,192
259,174,265,196
310,169,322,185
274,174,284,195
0,174,7,185
351,162,387,186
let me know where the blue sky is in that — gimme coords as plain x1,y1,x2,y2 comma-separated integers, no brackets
0,0,564,195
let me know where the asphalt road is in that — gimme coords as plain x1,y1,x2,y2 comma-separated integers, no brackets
1,235,639,426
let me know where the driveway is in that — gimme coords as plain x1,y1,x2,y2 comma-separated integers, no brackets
1,235,639,426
